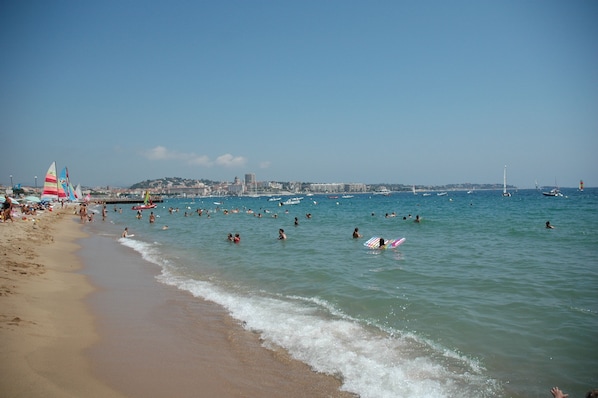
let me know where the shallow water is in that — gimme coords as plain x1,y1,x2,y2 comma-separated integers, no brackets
89,188,598,398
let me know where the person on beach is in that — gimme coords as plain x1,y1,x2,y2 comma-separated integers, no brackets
162,225,168,230
79,203,87,224
227,233,233,242
353,227,362,238
149,212,156,223
546,221,555,229
414,215,421,223
2,195,13,223
122,227,129,238
102,205,107,221
379,237,386,248
294,217,299,226
136,210,142,219
278,229,287,240
233,233,240,244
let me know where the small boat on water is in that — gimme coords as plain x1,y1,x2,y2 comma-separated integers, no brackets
502,165,512,197
373,187,391,196
280,197,302,206
542,188,563,197
543,179,563,197
132,191,157,210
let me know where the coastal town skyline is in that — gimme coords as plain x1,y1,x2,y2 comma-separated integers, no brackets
1,1,596,189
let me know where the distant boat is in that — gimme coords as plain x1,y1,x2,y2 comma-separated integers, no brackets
373,187,391,196
341,195,354,199
542,188,563,197
422,193,432,197
502,165,512,197
437,192,448,196
412,185,417,195
543,189,560,197
543,179,563,197
267,197,282,202
280,197,302,205
132,191,157,210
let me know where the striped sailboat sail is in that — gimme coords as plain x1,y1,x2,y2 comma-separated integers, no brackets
41,161,59,201
58,167,71,200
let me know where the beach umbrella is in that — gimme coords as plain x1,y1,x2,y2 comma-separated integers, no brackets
0,197,19,205
24,195,41,203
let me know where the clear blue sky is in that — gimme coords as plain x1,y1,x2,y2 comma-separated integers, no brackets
1,1,596,188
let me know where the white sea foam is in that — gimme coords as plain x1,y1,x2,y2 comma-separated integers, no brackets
151,267,498,398
116,237,499,397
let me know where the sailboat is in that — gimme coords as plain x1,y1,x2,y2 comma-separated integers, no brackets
132,191,157,210
543,179,563,197
41,161,67,201
502,165,511,197
412,185,417,195
59,167,77,201
75,184,83,201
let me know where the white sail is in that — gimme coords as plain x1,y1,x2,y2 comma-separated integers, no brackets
502,165,511,197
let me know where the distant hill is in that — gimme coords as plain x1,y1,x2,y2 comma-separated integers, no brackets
129,177,509,192
129,177,219,190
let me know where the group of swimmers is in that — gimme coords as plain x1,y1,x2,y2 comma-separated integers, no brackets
227,233,241,243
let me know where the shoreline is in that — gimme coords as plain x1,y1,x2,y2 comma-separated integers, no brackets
0,207,353,397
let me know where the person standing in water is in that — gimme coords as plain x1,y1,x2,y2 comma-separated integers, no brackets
278,229,287,240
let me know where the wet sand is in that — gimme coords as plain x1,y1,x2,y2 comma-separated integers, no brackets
0,207,353,397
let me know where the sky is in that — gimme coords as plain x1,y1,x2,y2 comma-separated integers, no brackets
1,1,597,189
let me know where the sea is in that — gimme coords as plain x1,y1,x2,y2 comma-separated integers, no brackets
85,188,597,398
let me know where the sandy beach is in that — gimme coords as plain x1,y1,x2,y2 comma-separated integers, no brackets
0,207,124,397
0,207,352,398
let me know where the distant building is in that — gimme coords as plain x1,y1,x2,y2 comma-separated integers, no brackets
244,173,257,195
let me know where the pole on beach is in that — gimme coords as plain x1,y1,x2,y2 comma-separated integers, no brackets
10,175,13,187
35,176,38,192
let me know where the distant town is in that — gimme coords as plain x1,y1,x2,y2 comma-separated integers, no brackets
4,172,564,201
94,175,512,200
3,174,519,200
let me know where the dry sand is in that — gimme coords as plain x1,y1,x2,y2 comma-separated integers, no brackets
0,206,125,397
0,206,354,398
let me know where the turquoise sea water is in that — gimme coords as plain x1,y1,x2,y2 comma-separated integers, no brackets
88,188,597,398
